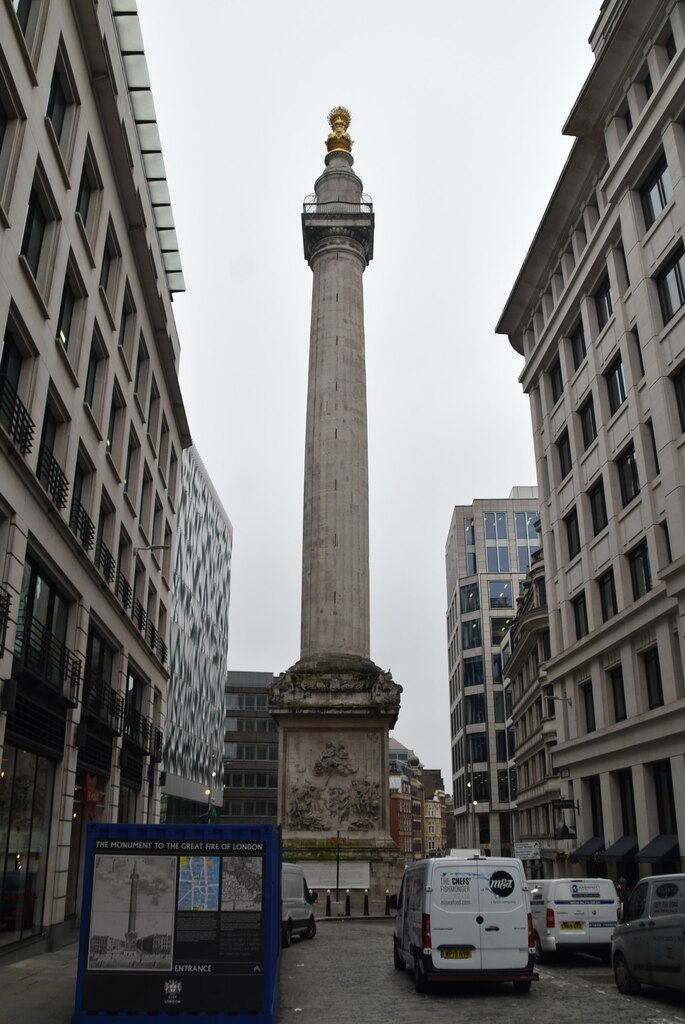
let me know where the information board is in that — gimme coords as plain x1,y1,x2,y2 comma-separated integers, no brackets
73,823,281,1024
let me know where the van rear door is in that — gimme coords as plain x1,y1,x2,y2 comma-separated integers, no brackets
428,860,529,972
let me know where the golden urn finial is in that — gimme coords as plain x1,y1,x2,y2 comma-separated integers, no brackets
326,106,353,153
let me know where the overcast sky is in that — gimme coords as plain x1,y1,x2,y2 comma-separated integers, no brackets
136,0,601,785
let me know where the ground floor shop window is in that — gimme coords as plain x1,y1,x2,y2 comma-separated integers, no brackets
0,745,54,946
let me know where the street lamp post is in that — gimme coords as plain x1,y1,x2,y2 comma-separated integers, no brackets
205,769,216,822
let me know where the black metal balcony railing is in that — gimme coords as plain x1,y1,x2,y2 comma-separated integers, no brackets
303,193,373,214
82,672,125,734
0,584,10,655
124,706,155,754
150,725,163,763
0,376,35,455
69,500,95,552
14,613,81,705
115,569,132,610
156,636,168,666
37,445,69,510
132,597,147,635
145,620,158,651
95,538,116,584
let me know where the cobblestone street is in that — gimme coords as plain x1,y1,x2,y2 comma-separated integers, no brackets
277,918,685,1024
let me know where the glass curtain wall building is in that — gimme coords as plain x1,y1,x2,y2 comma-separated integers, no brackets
445,489,539,854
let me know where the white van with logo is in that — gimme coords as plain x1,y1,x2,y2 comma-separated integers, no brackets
612,873,685,995
281,863,317,947
529,877,619,961
391,855,537,993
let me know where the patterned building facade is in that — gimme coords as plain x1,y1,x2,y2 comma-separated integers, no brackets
162,447,232,822
0,0,190,953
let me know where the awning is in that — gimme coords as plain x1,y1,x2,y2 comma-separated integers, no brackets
572,836,605,861
600,835,638,862
635,834,680,864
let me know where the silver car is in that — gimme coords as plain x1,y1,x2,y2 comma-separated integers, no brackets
612,873,685,995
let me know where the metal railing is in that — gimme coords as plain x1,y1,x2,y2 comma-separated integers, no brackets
115,569,132,610
150,725,163,763
37,446,69,509
95,538,116,584
14,613,81,705
132,597,147,635
69,500,95,552
303,193,373,214
0,376,34,455
82,672,124,733
0,585,10,656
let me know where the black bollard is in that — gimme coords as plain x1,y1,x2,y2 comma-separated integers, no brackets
385,889,390,916
345,889,351,917
363,889,369,916
325,889,331,917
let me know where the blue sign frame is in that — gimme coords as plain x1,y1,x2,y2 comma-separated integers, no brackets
72,823,281,1024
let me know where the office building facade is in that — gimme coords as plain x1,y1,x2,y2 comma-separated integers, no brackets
446,490,539,855
497,0,685,879
224,671,278,826
0,0,190,952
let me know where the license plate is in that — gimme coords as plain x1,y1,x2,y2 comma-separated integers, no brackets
560,921,584,930
442,949,472,959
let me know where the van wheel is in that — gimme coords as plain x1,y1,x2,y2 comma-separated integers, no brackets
304,919,316,940
533,932,544,963
414,958,427,993
513,979,531,994
613,953,641,995
282,923,292,948
393,941,404,972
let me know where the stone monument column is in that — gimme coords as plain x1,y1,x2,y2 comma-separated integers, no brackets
270,109,404,906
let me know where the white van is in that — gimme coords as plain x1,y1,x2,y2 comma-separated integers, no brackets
391,855,537,993
529,877,619,961
281,863,317,947
612,873,685,995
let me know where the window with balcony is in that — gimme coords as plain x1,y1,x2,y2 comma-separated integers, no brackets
557,429,572,479
0,325,34,455
15,556,79,704
588,477,608,534
570,320,586,371
572,590,588,640
95,498,116,585
69,456,94,552
605,354,627,415
616,443,640,506
641,155,673,228
579,395,597,449
598,568,617,622
595,275,613,330
37,401,68,509
658,247,685,323
565,507,580,559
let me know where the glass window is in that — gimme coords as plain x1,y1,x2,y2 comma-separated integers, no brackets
565,507,580,559
463,656,484,686
466,551,477,575
589,477,608,534
493,691,505,722
573,591,588,640
550,357,563,404
492,653,502,683
464,517,475,546
557,430,572,479
461,619,482,650
469,733,487,763
606,355,627,415
642,647,663,709
595,275,614,330
488,580,512,608
609,665,626,722
21,187,47,278
570,321,586,370
465,694,486,724
460,582,480,613
515,511,538,539
47,68,67,142
641,155,673,228
491,617,513,646
579,396,597,449
658,247,685,323
617,443,640,506
495,731,507,762
653,758,676,833
628,540,651,599
598,569,617,622
580,682,596,732
666,31,677,62
672,363,685,432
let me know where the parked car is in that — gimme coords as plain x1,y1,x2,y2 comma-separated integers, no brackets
612,873,685,995
529,877,619,962
281,863,317,947
391,854,537,993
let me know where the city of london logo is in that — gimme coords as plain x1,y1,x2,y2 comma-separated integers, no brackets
164,979,182,1003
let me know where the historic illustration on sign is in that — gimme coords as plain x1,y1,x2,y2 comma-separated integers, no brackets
87,855,176,971
221,856,263,911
